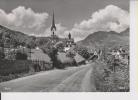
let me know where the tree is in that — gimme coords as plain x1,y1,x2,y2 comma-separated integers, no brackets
0,51,5,59
49,47,58,68
55,42,64,51
66,51,75,58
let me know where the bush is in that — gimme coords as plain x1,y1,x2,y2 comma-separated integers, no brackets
0,51,5,59
66,51,75,58
15,52,28,60
92,61,129,92
0,74,19,82
0,60,31,76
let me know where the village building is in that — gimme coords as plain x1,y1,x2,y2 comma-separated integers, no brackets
64,33,76,52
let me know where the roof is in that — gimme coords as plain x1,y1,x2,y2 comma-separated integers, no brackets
57,52,74,63
29,49,51,62
74,53,85,63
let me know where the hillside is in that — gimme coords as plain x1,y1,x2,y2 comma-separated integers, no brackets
0,24,129,51
77,28,129,49
0,25,63,48
0,25,36,47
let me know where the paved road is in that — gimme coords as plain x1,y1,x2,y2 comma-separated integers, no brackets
0,63,96,92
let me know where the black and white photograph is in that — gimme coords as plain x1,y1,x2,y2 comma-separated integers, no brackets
0,0,129,92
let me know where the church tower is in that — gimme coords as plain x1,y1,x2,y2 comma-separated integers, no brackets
64,32,76,52
51,11,56,37
68,32,71,39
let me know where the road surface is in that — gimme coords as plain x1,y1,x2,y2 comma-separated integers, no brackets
0,63,96,92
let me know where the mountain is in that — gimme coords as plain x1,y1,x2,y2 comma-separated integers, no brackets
77,28,129,49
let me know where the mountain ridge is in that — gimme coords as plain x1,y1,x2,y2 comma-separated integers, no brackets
0,24,129,50
77,28,129,49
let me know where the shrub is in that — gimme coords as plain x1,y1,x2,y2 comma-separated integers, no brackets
92,60,129,92
0,60,31,76
0,50,5,59
15,52,28,60
66,51,75,58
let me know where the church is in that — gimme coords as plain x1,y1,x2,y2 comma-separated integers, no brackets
50,11,76,52
50,11,59,45
64,33,76,52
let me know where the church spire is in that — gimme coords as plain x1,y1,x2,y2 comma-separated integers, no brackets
68,32,71,39
51,10,56,31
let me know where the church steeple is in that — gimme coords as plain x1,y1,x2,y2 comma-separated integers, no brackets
68,32,71,39
51,11,56,32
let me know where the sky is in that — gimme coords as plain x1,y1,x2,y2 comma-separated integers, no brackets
0,0,129,41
